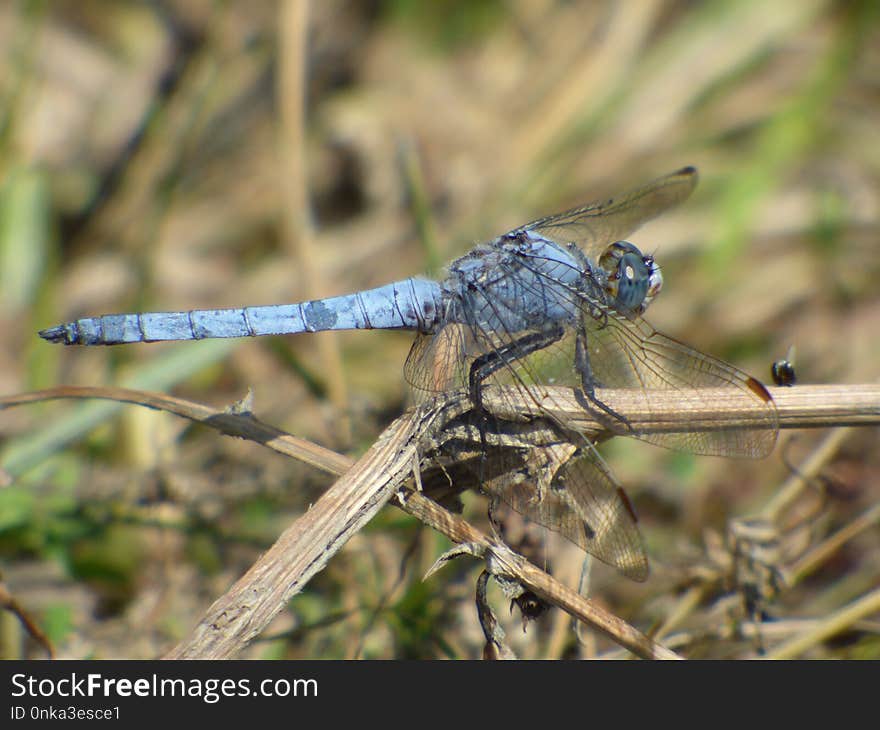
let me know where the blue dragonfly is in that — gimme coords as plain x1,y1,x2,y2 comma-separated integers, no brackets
41,166,778,580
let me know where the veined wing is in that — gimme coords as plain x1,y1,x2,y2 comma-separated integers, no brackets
510,166,698,263
582,310,779,458
405,326,472,399
480,440,649,581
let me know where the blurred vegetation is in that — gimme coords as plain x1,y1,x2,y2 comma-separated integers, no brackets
0,0,878,659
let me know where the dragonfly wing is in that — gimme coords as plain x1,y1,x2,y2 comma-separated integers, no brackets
582,313,779,458
511,167,698,262
404,328,473,401
482,441,648,581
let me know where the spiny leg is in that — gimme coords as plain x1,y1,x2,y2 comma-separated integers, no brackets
467,325,565,477
573,329,633,435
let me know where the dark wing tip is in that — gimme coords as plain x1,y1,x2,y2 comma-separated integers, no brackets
673,166,699,191
628,562,650,583
38,325,73,344
745,376,774,403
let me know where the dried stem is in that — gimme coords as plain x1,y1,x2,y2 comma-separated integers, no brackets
482,384,880,435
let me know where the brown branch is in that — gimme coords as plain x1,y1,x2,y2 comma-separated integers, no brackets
4,386,682,658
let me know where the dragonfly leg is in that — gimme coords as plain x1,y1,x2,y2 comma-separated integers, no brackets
573,330,633,434
467,325,565,411
467,325,565,474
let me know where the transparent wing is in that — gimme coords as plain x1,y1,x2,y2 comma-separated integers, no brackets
481,443,649,581
510,166,698,262
583,312,778,458
405,328,471,400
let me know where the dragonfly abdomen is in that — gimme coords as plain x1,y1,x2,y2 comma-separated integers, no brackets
39,278,443,345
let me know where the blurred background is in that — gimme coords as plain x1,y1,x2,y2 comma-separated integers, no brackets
0,0,878,659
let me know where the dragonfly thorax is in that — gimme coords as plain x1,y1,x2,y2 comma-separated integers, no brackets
442,234,587,332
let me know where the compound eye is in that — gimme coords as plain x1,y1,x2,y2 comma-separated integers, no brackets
615,250,650,312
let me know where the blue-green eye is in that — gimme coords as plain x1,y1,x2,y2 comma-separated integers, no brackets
615,251,650,311
599,241,657,314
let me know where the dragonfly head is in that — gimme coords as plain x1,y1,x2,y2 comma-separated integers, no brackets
599,241,663,316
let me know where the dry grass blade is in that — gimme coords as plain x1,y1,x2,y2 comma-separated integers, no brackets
483,384,880,435
1,386,351,477
764,587,880,660
277,0,350,444
0,578,55,659
762,427,856,520
787,502,880,586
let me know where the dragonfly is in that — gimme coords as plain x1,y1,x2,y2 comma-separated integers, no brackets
40,166,779,581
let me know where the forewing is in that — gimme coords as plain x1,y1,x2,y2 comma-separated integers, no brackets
511,166,698,262
584,313,779,458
